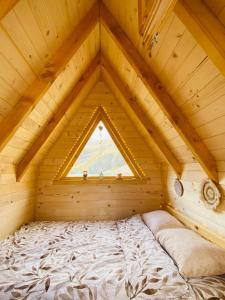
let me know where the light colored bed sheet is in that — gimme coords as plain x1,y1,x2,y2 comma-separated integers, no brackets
0,215,224,299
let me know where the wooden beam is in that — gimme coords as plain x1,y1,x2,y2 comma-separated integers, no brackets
175,0,225,78
0,3,99,153
0,0,18,19
101,55,182,177
139,0,177,44
16,53,100,182
100,3,218,182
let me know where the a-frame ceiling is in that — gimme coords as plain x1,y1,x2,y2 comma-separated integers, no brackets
36,79,163,220
0,0,225,185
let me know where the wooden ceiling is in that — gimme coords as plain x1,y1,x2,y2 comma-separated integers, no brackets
0,0,225,185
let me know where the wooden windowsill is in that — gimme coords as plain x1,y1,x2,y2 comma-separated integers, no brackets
53,176,147,185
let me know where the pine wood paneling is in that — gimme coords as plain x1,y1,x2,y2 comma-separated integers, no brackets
36,81,163,221
101,0,225,169
17,54,100,181
175,0,225,78
0,26,100,165
101,0,225,239
0,1,98,238
163,165,225,239
0,5,99,155
101,55,182,177
101,4,218,181
0,162,35,239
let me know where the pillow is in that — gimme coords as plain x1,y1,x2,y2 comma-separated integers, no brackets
156,228,225,277
142,210,184,236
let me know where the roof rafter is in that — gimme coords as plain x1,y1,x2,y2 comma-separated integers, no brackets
0,2,99,153
0,0,18,19
101,54,182,178
175,0,225,78
16,53,101,182
100,2,218,182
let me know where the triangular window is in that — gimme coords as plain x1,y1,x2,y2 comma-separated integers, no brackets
67,121,134,177
55,106,144,182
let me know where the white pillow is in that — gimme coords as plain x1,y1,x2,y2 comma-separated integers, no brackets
156,228,225,277
142,210,184,236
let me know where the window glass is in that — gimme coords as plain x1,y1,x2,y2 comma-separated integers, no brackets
67,121,134,177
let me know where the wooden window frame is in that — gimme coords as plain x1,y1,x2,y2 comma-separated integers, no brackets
53,106,145,184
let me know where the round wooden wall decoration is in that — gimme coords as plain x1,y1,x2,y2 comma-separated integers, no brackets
202,179,221,210
174,179,184,197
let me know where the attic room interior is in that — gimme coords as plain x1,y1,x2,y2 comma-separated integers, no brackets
0,0,225,299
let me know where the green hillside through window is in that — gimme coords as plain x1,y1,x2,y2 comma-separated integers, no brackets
67,121,134,177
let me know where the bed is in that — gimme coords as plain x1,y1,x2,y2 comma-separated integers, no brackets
0,215,225,300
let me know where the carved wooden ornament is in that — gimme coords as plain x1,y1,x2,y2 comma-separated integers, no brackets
201,179,221,210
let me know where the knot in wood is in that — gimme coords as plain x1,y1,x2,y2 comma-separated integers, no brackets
192,137,200,143
172,116,179,125
156,83,163,90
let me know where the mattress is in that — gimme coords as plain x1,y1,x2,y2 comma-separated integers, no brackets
0,215,224,300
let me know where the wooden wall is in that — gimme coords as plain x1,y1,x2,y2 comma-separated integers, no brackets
0,0,98,238
102,0,225,237
0,165,35,239
0,10,99,168
163,164,225,238
36,81,163,220
0,0,96,125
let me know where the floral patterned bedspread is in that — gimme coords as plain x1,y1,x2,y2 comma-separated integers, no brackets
0,215,225,300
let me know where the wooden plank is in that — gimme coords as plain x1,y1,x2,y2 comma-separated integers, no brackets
101,55,182,177
0,3,99,153
0,199,34,240
0,0,18,19
175,0,225,78
100,3,218,182
16,53,100,182
139,0,177,45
